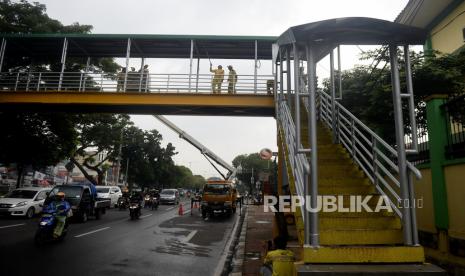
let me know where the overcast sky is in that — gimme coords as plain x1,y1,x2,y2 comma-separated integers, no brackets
35,0,409,178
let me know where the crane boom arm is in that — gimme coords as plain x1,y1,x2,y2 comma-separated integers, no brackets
153,115,236,180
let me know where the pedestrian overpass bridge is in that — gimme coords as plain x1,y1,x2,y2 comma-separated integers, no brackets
0,17,445,274
0,33,276,115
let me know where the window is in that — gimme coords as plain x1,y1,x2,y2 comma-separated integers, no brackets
35,191,47,201
204,184,230,195
7,190,37,199
96,187,110,193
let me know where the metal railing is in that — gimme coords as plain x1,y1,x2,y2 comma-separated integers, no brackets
443,94,465,159
277,97,310,221
0,71,274,94
318,90,421,239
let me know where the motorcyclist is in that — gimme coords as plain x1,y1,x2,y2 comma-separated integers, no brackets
46,191,70,238
130,191,143,205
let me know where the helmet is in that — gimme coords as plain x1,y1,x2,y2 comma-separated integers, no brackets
57,191,65,198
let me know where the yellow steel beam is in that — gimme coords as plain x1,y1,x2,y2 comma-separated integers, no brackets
303,246,425,263
0,91,275,116
0,91,273,107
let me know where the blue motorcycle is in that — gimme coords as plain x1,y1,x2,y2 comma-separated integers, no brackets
34,208,69,246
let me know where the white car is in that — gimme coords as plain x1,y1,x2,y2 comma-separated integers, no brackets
96,186,122,207
0,187,51,218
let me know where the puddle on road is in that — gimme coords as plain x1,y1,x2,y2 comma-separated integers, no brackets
153,238,211,258
152,212,235,257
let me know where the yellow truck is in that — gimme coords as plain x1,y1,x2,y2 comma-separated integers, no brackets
201,180,237,218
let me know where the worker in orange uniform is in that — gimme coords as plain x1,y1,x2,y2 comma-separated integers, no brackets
210,64,224,94
261,236,295,276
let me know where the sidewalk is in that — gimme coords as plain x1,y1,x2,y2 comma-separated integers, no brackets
241,204,275,276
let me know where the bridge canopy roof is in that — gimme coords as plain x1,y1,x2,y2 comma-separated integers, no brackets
277,17,427,47
0,33,277,60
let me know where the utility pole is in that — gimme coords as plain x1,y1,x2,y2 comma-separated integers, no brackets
125,158,129,186
115,129,123,186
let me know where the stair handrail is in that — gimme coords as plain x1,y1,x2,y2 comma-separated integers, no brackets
276,94,310,224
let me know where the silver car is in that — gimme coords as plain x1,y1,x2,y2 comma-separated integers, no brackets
0,187,51,218
159,189,179,205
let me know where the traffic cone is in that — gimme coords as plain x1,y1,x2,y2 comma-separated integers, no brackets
178,203,184,216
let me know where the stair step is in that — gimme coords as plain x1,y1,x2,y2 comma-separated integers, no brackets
319,168,364,178
319,216,401,230
297,263,445,275
311,194,386,209
318,163,359,174
302,246,425,263
319,177,370,186
319,209,395,218
320,229,403,245
319,185,376,195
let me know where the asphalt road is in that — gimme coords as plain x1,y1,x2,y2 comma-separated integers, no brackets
0,199,239,276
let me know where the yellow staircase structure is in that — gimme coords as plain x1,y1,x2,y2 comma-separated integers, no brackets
279,109,425,263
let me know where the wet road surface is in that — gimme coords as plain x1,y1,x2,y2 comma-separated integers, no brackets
0,199,239,276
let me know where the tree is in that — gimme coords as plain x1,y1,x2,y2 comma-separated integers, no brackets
325,47,465,145
0,112,77,187
70,114,131,185
0,0,123,186
120,127,177,189
232,152,276,193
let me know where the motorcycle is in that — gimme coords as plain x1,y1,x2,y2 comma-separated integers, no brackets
129,201,141,220
151,196,159,210
144,195,152,209
118,196,129,210
34,211,69,246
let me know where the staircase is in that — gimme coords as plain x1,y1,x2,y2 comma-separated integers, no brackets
277,99,425,263
302,121,424,262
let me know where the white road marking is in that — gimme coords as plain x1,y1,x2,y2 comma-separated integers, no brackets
140,214,153,219
182,230,198,243
166,206,177,211
0,223,25,229
74,227,110,238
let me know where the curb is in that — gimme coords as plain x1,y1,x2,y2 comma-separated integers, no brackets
213,204,248,276
228,205,249,276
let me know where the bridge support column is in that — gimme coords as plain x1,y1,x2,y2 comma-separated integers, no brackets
389,44,413,245
123,38,131,91
189,39,194,92
58,37,68,90
139,58,145,92
254,40,258,94
306,43,319,248
0,38,6,73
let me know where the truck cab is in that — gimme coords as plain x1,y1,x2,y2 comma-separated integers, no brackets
201,180,237,218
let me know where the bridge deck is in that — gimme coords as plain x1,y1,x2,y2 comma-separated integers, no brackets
0,91,275,116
